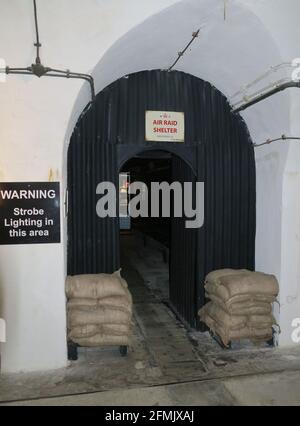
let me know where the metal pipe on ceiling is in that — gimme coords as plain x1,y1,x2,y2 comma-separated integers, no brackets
0,0,96,102
233,81,300,113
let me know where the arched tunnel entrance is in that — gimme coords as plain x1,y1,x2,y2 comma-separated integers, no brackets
67,69,256,329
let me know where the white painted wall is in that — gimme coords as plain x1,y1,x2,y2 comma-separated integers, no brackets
0,0,180,373
0,0,299,372
243,0,300,344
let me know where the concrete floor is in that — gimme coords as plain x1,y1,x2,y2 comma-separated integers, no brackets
1,233,300,406
3,371,300,406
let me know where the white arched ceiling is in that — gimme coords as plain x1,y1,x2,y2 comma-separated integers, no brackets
77,0,291,145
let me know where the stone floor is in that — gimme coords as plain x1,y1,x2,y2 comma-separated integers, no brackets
1,232,300,406
4,370,300,406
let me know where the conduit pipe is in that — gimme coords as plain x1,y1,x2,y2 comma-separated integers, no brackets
233,81,300,113
0,0,95,102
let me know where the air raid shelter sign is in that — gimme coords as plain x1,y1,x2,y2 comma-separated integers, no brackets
145,111,185,142
0,182,61,245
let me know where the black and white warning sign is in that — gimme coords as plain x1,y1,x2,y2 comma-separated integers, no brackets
0,182,61,245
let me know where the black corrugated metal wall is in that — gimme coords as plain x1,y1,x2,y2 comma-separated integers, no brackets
68,70,256,328
170,155,197,327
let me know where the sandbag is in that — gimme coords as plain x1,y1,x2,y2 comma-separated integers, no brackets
68,298,98,308
68,306,131,327
68,323,131,339
199,302,247,331
205,272,279,302
68,295,132,314
229,325,272,344
201,311,273,346
207,293,273,315
72,334,131,347
66,270,128,300
205,287,277,306
222,272,279,296
205,269,250,285
248,314,275,329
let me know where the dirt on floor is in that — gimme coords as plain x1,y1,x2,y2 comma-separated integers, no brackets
1,233,300,405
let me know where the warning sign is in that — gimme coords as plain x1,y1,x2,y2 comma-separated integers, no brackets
145,111,185,142
0,182,61,245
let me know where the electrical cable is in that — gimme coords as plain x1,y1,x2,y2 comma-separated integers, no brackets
33,0,41,64
168,30,200,72
254,135,300,148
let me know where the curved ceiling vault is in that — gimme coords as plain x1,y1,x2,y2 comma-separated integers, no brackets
70,0,291,144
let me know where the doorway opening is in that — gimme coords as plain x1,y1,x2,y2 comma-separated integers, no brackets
119,149,198,328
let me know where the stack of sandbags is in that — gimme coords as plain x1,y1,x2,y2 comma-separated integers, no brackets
66,269,133,347
199,269,279,347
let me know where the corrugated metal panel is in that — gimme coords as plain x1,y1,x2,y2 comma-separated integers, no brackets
67,112,119,274
169,155,197,327
67,70,256,328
